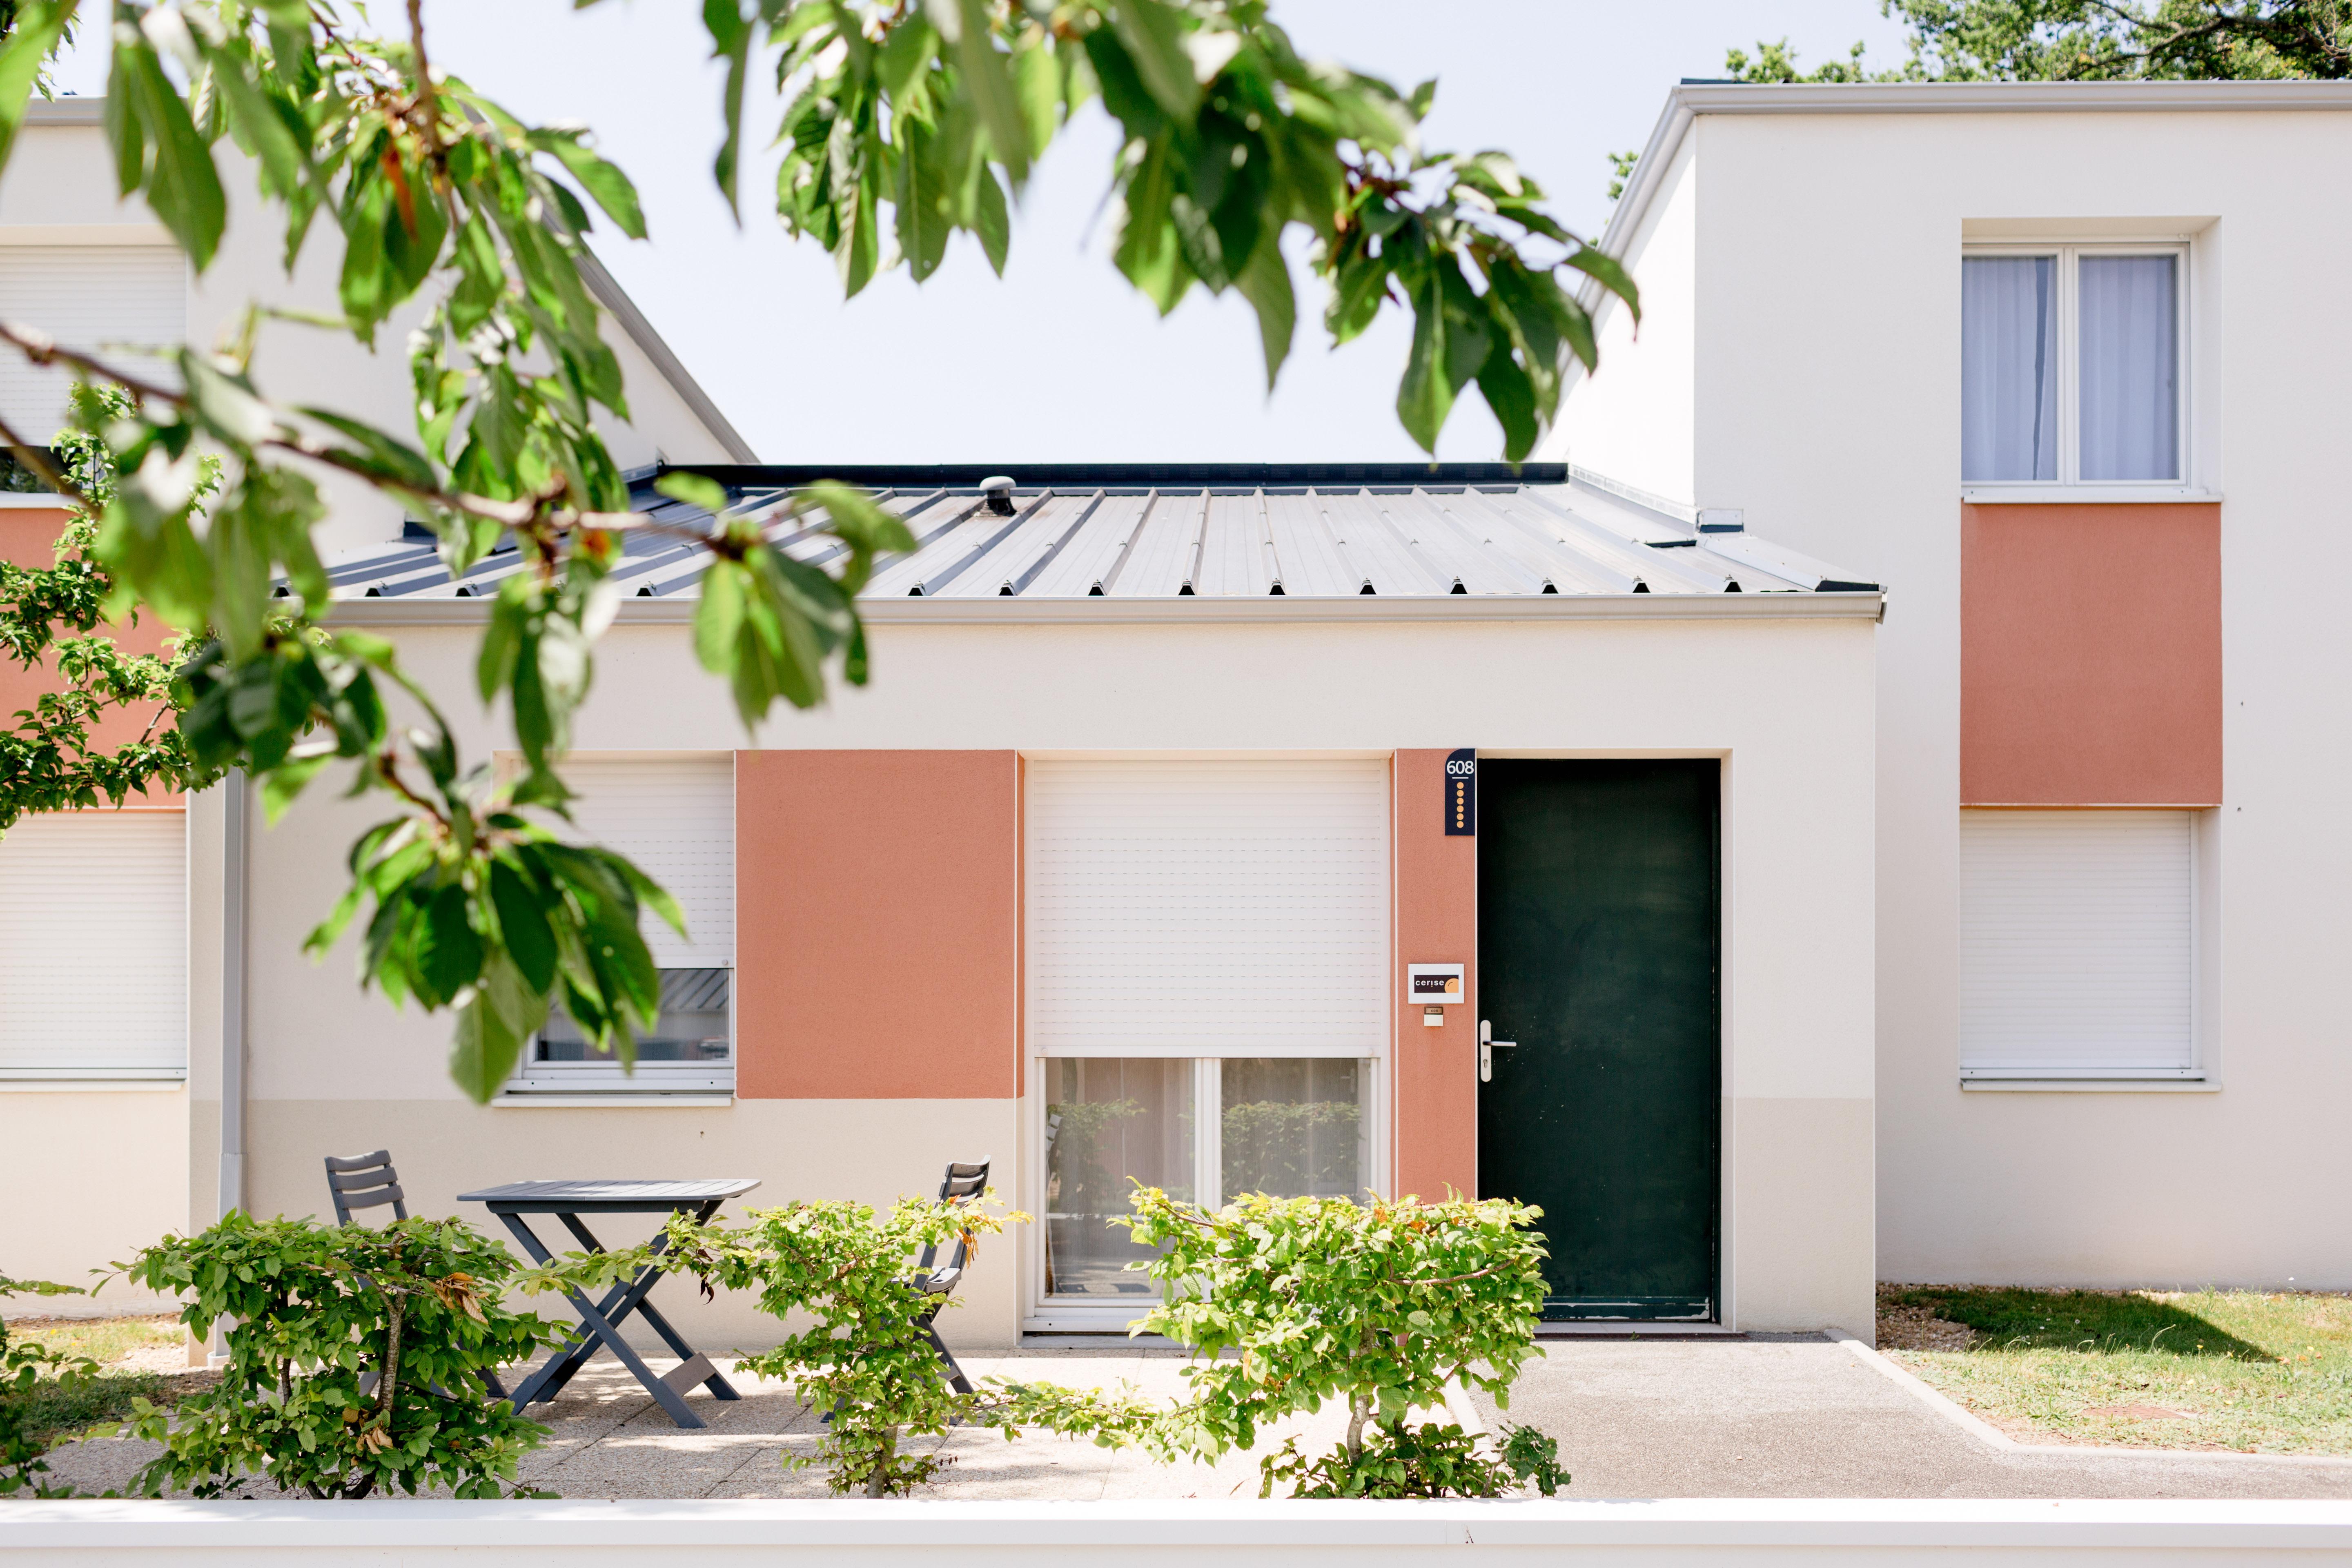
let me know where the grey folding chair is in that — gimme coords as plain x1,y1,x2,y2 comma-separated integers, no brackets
323,1150,407,1225
911,1158,991,1398
321,1148,503,1401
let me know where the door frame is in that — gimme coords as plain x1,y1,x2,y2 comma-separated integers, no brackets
1470,749,1732,1327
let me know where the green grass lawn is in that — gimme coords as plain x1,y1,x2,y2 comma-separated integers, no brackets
6,1316,196,1454
1883,1285,2352,1454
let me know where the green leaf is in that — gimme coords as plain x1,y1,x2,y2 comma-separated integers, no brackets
1395,272,1450,454
704,0,755,218
653,471,729,514
201,38,312,200
1560,245,1640,328
1474,337,1539,463
1109,0,1201,119
415,882,486,1007
926,0,1030,186
1012,41,1062,159
488,858,559,994
1234,240,1296,392
448,963,541,1105
893,115,953,283
535,132,648,241
114,37,228,269
0,2,71,172
971,165,1010,276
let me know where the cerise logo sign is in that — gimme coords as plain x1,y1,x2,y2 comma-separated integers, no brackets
1406,963,1465,1003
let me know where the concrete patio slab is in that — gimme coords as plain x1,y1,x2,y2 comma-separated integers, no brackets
27,1334,2352,1504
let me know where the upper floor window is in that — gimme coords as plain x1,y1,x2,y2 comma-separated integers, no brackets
1962,245,2184,486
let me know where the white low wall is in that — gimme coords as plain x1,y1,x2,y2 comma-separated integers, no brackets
4,1499,2350,1564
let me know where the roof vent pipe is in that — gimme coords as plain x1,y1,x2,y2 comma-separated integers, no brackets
980,474,1017,516
1696,508,1744,534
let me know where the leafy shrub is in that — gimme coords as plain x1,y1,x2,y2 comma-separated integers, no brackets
1,1275,102,1498
998,1189,1564,1498
111,1214,594,1499
666,1193,1022,1496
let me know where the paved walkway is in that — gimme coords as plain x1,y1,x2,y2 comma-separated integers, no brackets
33,1336,2352,1501
1467,1336,2352,1500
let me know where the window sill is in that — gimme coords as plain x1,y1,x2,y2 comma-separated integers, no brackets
1961,1078,2216,1093
0,493,73,509
492,1093,734,1108
1961,486,2218,505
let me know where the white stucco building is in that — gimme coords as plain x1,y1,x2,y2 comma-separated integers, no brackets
1556,78,2352,1290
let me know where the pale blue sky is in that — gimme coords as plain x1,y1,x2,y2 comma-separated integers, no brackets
49,2,1909,463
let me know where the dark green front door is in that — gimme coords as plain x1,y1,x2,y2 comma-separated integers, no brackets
1477,760,1719,1321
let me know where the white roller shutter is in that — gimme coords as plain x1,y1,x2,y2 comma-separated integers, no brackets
0,246,185,443
1959,809,2194,1077
0,811,187,1076
557,757,734,968
1027,759,1389,1056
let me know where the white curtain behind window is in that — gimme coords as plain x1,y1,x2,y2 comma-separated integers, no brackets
1960,256,2057,482
2078,254,2178,481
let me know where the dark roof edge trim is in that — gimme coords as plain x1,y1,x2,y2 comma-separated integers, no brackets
655,461,1566,490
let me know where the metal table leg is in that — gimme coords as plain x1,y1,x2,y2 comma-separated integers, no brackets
557,1201,740,1403
495,1210,708,1429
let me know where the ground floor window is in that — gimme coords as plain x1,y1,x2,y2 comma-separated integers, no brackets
1959,808,2198,1081
1042,1056,1372,1302
501,755,735,1099
0,808,186,1081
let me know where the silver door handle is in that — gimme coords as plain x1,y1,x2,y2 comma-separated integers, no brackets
1478,1019,1516,1082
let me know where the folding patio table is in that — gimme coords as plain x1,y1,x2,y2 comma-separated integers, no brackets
459,1178,759,1429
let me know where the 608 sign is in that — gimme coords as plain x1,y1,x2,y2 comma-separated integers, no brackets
1444,748,1476,836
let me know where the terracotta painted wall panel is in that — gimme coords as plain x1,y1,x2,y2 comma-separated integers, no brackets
1392,749,1477,1200
735,750,1018,1099
0,508,183,807
1961,503,2221,806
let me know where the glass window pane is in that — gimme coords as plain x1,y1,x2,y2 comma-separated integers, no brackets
536,968,731,1063
1220,1058,1366,1201
1961,255,2058,481
1045,1058,1194,1298
2078,254,2179,481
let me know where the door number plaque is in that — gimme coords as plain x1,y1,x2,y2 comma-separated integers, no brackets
1444,748,1475,835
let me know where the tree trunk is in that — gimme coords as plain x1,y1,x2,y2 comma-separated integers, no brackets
863,1428,898,1497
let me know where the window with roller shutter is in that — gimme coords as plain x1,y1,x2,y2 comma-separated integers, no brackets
502,754,736,1100
0,245,186,446
0,811,187,1080
1024,758,1389,1325
1959,809,2198,1082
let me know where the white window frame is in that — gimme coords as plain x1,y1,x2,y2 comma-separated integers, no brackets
1961,240,2194,499
1024,1053,1389,1334
1957,808,2205,1090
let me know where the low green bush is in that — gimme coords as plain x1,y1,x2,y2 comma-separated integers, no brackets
998,1189,1568,1497
1,1275,102,1498
110,1213,604,1499
666,1193,1024,1496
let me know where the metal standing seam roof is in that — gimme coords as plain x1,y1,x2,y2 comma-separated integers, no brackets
318,464,1878,605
